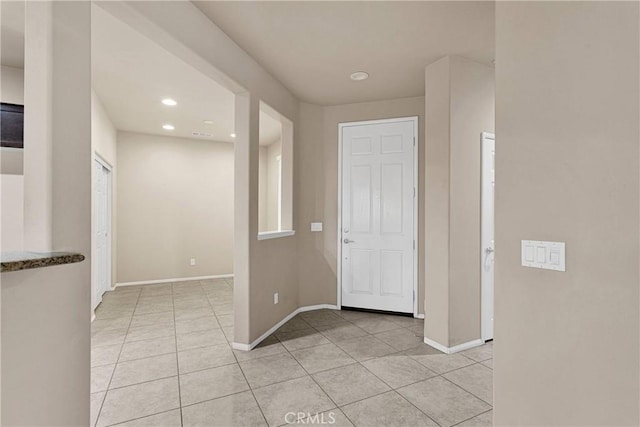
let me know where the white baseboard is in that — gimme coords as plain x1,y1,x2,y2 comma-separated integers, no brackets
415,313,425,319
232,304,339,351
116,274,233,287
91,312,96,323
424,337,483,354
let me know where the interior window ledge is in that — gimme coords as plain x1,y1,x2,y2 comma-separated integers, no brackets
257,230,296,241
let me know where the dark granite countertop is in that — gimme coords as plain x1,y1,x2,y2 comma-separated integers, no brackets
1,251,85,273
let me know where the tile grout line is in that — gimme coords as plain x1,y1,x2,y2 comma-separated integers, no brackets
171,282,184,427
96,338,490,419
277,311,485,426
237,311,346,425
201,279,271,427
99,283,208,425
352,356,441,420
272,325,349,427
96,285,492,426
450,408,493,427
306,322,443,427
269,311,432,425
103,407,180,427
101,374,179,393
94,287,142,427
438,371,493,407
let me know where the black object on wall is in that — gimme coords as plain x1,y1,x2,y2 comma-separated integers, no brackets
1,103,24,149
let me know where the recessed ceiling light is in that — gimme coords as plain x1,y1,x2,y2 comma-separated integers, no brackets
162,124,175,130
203,120,214,125
350,71,369,81
230,133,236,138
161,98,177,106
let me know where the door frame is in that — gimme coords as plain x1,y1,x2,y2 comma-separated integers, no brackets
480,132,495,341
93,153,113,310
337,116,419,317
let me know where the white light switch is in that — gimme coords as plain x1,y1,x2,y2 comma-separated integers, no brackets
521,240,565,271
311,222,323,232
524,246,534,262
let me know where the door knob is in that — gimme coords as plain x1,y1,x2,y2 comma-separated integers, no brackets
485,247,494,254
343,238,355,244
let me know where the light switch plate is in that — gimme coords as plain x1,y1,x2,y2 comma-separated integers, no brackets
521,240,565,271
311,222,323,232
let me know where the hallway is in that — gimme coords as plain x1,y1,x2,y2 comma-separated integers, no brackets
91,279,493,426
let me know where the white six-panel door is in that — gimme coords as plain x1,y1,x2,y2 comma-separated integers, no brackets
481,132,495,341
340,118,416,313
93,159,111,310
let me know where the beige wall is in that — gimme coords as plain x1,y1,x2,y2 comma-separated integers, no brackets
424,57,451,346
266,139,281,231
1,175,23,251
1,66,25,251
296,97,426,313
116,131,234,283
0,65,24,105
258,145,268,232
424,56,494,348
1,66,25,177
240,93,298,343
22,1,53,252
258,138,282,232
2,3,91,424
91,89,117,294
0,174,24,252
494,2,639,425
98,1,300,344
91,89,117,166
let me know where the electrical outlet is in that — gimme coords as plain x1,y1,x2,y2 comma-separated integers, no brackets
274,292,279,304
190,258,196,266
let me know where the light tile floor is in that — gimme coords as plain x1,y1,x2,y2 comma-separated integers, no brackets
91,279,493,427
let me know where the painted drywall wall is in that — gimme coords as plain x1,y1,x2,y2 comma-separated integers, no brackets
296,97,426,313
266,139,281,231
424,56,494,348
258,145,268,232
258,138,282,232
0,65,23,105
494,2,639,425
1,65,24,251
22,1,53,251
96,1,300,344
91,89,117,299
92,89,117,166
116,131,234,283
0,148,22,175
2,3,91,425
1,175,23,251
424,57,451,346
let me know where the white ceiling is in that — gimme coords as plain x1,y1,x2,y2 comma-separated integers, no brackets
92,5,238,143
1,1,25,68
194,1,495,106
